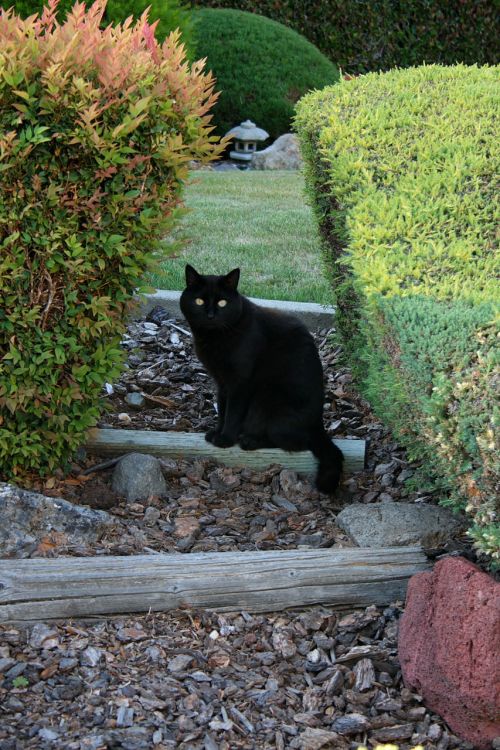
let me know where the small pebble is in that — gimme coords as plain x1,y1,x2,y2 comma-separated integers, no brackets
125,392,145,409
38,728,59,741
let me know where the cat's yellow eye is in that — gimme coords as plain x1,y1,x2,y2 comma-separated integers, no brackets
217,299,227,308
195,298,204,306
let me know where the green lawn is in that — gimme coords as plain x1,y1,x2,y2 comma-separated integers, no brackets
148,170,333,303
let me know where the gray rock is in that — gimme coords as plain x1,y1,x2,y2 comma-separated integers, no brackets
125,392,145,410
336,502,464,547
251,134,302,170
112,453,167,502
0,483,115,558
213,160,240,171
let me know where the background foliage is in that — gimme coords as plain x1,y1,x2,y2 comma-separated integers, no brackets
192,8,339,140
295,64,500,563
192,0,499,73
0,0,223,478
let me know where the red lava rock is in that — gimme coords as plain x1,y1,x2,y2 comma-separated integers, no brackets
399,556,500,749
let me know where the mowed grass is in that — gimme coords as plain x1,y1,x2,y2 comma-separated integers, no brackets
148,170,333,303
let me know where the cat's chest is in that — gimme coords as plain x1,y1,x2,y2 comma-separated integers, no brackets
193,335,254,383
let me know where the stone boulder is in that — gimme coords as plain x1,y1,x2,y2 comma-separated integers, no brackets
335,502,464,548
251,134,302,170
0,483,115,558
112,452,167,502
399,556,500,749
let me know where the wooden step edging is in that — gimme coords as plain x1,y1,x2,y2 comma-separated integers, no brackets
87,429,366,474
0,546,428,623
137,290,335,330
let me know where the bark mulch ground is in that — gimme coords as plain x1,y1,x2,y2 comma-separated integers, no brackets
0,310,476,749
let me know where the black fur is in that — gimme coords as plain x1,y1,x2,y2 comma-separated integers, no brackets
180,265,343,492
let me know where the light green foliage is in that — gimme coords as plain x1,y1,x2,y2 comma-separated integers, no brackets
191,8,339,140
295,65,499,564
150,170,333,303
0,0,223,478
12,676,29,688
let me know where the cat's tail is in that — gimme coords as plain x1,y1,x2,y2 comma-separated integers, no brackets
310,428,344,493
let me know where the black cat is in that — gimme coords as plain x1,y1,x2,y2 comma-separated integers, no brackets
180,265,343,492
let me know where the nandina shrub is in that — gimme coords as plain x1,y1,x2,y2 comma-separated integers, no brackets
0,0,223,478
12,0,197,59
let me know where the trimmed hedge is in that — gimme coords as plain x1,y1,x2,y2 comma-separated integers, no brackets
192,0,499,73
191,8,339,140
0,0,223,478
295,65,499,564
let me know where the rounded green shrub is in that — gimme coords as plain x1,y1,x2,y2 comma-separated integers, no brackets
0,0,223,478
192,8,339,141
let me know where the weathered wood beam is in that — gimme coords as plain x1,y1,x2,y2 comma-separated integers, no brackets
86,429,365,473
0,547,428,623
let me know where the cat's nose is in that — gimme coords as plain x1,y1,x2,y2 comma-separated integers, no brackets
207,309,215,319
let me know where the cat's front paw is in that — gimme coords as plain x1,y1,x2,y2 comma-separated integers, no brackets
239,434,262,451
210,433,236,448
205,429,220,445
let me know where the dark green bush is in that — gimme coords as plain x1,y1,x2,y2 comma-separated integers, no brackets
295,64,499,564
192,0,499,73
191,8,339,140
0,0,223,478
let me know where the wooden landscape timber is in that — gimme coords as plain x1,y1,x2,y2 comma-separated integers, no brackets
87,429,366,474
0,546,428,623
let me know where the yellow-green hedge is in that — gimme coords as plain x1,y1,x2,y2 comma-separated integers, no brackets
295,65,499,564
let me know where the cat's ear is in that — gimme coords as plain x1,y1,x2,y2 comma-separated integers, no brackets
222,268,240,291
185,264,201,288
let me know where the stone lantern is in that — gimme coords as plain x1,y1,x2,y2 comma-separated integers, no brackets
226,120,269,164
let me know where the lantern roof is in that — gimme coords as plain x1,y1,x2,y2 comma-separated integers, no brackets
225,120,269,142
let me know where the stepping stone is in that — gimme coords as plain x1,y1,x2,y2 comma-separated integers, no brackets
335,502,464,548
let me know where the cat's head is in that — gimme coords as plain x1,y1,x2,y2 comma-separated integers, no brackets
180,264,243,330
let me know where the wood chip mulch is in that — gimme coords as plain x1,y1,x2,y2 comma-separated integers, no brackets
0,605,475,750
0,309,477,749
